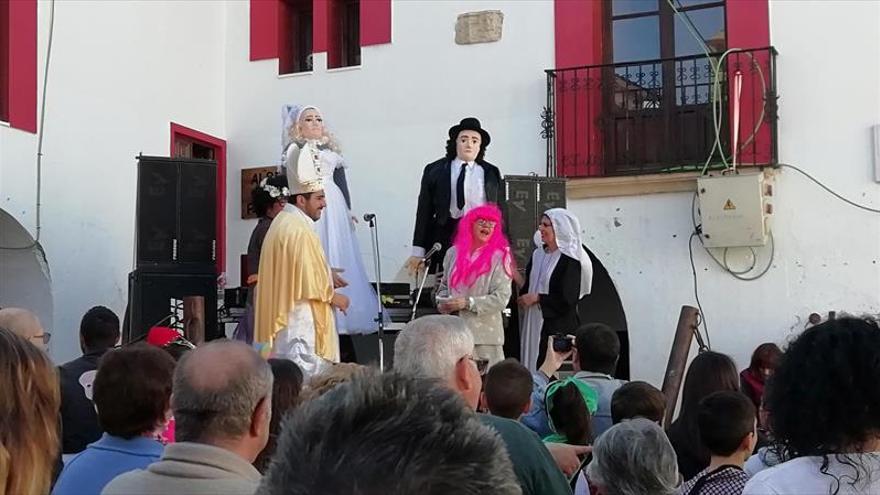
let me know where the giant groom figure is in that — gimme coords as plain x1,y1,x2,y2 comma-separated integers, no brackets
407,117,504,274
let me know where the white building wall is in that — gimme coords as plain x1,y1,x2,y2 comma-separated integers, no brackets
1,0,877,382
223,0,554,288
225,0,880,385
0,0,227,363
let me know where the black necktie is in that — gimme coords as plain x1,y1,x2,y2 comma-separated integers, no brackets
456,162,467,210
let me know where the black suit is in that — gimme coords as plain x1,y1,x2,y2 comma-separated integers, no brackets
521,253,582,368
412,157,503,268
58,350,108,453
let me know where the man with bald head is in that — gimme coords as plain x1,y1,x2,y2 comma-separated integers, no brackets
0,307,49,351
103,340,272,495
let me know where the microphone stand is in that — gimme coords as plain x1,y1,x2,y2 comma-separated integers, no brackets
411,258,432,323
365,214,387,370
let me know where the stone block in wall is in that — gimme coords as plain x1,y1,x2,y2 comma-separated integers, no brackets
455,10,504,45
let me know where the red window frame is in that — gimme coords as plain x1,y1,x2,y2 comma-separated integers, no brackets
2,0,37,132
327,0,360,69
279,0,314,74
552,0,770,177
250,0,389,70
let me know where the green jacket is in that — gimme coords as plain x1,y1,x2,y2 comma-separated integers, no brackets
480,414,572,495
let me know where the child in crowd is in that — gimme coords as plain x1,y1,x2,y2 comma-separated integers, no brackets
681,391,756,495
543,378,596,446
482,359,533,419
610,380,666,425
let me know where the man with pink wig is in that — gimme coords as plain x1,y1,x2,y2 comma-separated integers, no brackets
435,204,513,365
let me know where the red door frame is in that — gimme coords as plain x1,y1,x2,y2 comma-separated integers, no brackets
169,123,227,275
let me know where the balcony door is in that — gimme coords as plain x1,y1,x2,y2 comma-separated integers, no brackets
602,0,726,174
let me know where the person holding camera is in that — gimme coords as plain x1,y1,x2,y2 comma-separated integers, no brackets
435,204,513,366
523,324,627,440
517,208,593,371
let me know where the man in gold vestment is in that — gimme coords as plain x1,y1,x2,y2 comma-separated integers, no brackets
255,141,349,374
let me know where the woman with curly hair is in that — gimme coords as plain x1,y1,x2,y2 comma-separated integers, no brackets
435,203,513,365
0,326,60,495
744,317,880,494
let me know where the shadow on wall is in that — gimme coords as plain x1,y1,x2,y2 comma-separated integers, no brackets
0,209,54,343
579,246,629,380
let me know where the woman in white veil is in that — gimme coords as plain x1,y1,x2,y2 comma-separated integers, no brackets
517,208,593,371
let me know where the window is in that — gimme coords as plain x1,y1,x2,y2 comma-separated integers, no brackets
602,0,727,174
250,0,388,71
608,0,725,61
280,0,313,74
607,0,725,104
328,0,360,69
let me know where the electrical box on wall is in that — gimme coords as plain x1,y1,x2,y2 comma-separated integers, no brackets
697,172,772,248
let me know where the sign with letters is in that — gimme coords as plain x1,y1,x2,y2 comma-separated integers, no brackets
240,166,280,219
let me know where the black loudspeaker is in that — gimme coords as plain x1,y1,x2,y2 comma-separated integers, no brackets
502,175,567,271
502,176,566,362
136,156,216,271
349,331,399,370
125,270,220,344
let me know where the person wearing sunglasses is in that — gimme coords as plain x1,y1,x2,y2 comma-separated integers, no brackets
0,306,50,351
436,204,513,366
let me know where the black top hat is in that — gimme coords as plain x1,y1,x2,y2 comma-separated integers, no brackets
448,117,491,147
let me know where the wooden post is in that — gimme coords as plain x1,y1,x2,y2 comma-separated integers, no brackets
661,305,699,428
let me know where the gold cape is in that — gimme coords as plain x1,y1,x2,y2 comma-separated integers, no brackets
254,209,337,360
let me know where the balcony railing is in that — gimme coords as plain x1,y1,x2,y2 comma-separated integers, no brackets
543,47,778,178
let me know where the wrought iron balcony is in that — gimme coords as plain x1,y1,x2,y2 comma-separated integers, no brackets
543,47,778,178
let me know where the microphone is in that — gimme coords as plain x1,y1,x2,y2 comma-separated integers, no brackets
363,213,376,222
422,242,442,261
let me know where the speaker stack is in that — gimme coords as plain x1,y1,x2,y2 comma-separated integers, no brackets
501,175,566,361
125,156,220,344
502,175,567,274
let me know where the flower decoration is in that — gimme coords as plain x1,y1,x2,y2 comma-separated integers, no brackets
260,177,290,198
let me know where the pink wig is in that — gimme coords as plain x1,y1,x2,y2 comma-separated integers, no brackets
448,204,513,290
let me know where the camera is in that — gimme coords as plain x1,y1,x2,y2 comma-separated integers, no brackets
552,334,574,353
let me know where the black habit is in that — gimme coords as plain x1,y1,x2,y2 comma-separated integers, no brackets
522,252,582,368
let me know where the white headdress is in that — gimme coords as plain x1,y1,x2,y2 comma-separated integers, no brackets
281,104,328,193
285,139,324,195
537,208,594,297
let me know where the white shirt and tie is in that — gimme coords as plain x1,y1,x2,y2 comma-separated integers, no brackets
411,158,486,258
449,158,486,219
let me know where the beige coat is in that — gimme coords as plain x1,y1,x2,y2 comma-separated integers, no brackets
101,442,261,495
436,247,512,346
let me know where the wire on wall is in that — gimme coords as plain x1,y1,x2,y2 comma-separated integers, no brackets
671,0,878,347
688,232,712,350
776,163,880,215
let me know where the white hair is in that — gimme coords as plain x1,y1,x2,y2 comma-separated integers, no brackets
586,417,680,495
393,315,474,381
